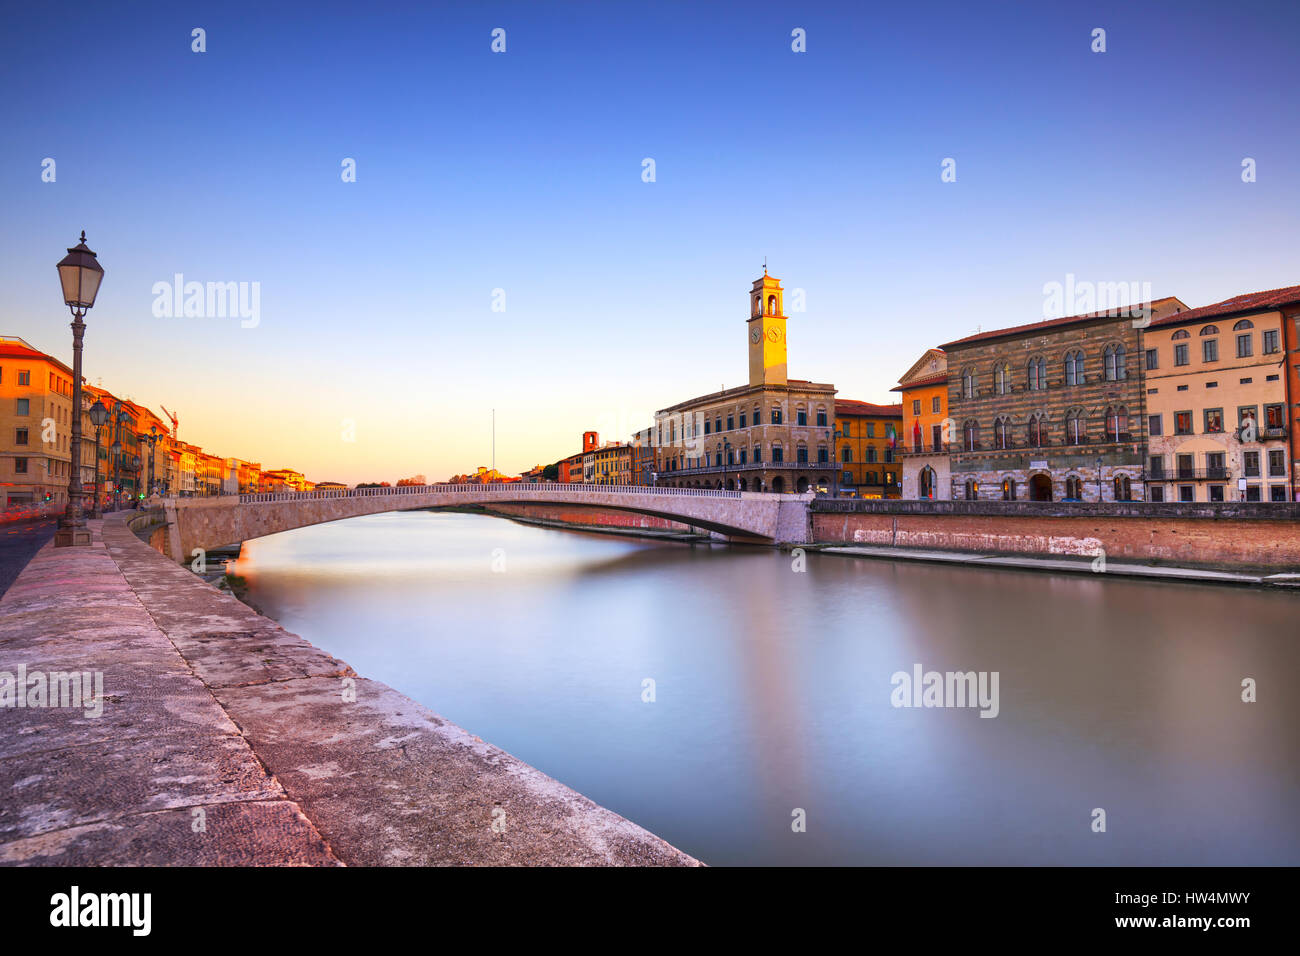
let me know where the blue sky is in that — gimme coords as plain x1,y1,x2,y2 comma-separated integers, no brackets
2,0,1298,482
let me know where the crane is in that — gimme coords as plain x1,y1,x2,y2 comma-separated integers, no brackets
159,405,179,440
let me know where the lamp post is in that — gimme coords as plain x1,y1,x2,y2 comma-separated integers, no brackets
110,436,122,512
145,426,159,498
53,232,104,547
825,428,838,498
131,455,142,506
1096,456,1103,503
723,439,731,490
88,399,108,518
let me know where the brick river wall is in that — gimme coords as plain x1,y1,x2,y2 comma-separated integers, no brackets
811,500,1300,570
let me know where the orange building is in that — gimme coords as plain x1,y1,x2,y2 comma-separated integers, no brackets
892,348,951,499
833,400,903,497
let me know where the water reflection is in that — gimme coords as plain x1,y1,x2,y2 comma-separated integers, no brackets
233,511,1300,865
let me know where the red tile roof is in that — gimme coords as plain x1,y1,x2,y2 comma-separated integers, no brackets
940,296,1185,349
890,373,948,392
1146,284,1300,328
836,399,902,417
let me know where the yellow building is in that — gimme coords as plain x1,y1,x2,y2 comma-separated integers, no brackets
0,336,96,510
1145,298,1291,502
892,348,951,499
585,442,632,484
834,400,903,497
653,271,838,493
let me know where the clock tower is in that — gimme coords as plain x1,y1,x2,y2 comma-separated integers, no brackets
747,270,787,387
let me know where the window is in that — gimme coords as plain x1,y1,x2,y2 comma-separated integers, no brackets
1150,485,1165,502
1027,414,1045,447
1149,455,1165,478
1263,329,1280,353
932,396,941,413
1065,409,1086,444
1245,485,1261,501
714,417,721,434
1203,339,1218,363
1233,319,1254,331
738,449,746,464
1209,485,1225,502
1172,329,1190,339
16,398,29,416
14,428,28,446
1104,344,1126,381
840,421,851,437
963,420,979,452
1148,414,1162,436
771,408,782,425
1179,485,1194,502
739,413,746,428
1204,408,1224,433
992,362,1007,394
14,458,27,474
726,416,734,431
17,370,30,386
816,410,827,427
866,423,876,438
1174,343,1189,366
817,445,828,463
1200,324,1220,336
753,446,762,464
771,445,783,463
1243,451,1260,478
994,416,1010,450
797,410,807,426
962,367,976,399
1064,350,1085,386
841,447,852,463
1174,411,1193,436
1105,405,1129,441
931,423,943,451
964,478,978,500
1236,334,1253,358
1207,452,1226,478
1270,485,1287,502
1065,476,1083,500
1114,475,1132,501
1001,478,1016,501
1265,403,1285,428
1177,454,1194,478
1269,449,1286,477
1027,356,1046,391
704,420,711,435
1145,348,1159,370
912,399,921,415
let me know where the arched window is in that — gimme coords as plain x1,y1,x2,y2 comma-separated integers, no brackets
920,466,935,499
767,295,777,315
1199,325,1219,336
994,415,1011,449
841,446,853,463
1172,329,1190,340
1104,405,1129,441
963,420,980,451
755,296,763,316
1027,356,1046,391
1065,408,1086,445
965,478,979,500
1027,413,1045,447
1233,319,1254,331
994,362,1009,395
1104,344,1126,381
1065,476,1083,500
1064,350,1085,386
1114,474,1132,501
962,367,976,399
1001,477,1017,501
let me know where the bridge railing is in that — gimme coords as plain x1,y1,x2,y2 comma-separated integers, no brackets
237,482,745,504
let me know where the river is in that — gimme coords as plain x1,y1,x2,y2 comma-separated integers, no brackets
231,510,1300,865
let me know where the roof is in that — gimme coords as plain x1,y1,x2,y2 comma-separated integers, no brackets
940,296,1186,349
890,372,948,392
1146,284,1300,329
0,337,74,377
656,378,836,415
836,399,902,418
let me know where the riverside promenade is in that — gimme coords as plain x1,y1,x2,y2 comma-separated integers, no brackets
0,515,698,866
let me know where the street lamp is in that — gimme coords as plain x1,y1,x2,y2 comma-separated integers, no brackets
145,425,159,498
110,437,122,511
825,428,838,498
53,231,104,547
1096,456,1103,503
88,399,108,518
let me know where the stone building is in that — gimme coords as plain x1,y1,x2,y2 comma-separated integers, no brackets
1144,285,1298,502
938,296,1187,502
892,348,951,499
653,271,838,493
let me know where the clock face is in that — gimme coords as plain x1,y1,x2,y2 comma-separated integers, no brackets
766,328,780,343
750,327,761,344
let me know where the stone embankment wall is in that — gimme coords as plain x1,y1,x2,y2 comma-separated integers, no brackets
811,500,1300,570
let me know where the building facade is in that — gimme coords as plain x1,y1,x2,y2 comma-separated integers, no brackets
940,297,1187,502
833,400,903,497
892,348,951,499
1145,286,1297,502
653,271,838,493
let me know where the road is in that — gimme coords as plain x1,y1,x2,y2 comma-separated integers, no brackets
0,517,56,598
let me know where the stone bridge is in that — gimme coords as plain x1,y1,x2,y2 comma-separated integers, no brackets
163,483,813,559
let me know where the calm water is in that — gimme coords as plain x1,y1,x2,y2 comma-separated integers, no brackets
233,510,1300,865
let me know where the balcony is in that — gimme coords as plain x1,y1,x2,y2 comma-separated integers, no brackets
1153,467,1232,482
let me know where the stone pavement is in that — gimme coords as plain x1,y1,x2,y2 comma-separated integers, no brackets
0,516,699,866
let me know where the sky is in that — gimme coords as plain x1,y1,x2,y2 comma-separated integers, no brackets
2,0,1298,484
